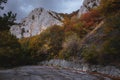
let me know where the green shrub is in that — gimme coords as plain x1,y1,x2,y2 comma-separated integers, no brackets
81,45,99,64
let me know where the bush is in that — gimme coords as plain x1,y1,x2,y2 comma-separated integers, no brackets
81,45,99,64
59,33,81,60
80,10,101,28
0,11,16,31
0,31,22,67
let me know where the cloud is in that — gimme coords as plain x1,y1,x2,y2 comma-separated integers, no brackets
3,0,84,21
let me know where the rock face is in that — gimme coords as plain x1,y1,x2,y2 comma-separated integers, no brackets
78,0,100,17
10,8,63,38
40,59,120,78
0,66,112,80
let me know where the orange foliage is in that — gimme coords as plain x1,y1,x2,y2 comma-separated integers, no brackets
63,10,102,38
80,10,101,28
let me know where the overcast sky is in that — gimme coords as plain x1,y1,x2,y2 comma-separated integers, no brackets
2,0,84,21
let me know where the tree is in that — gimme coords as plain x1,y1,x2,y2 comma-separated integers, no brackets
0,11,17,31
80,10,101,28
0,0,16,31
0,0,21,67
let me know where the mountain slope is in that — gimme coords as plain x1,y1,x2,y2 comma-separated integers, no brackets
10,8,63,38
80,13,120,65
10,0,100,39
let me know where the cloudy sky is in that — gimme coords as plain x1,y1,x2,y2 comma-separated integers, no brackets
2,0,84,21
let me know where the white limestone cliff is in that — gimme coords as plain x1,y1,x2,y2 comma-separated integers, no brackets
10,8,63,38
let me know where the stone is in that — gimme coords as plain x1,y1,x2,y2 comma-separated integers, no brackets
10,8,63,38
40,59,120,78
0,66,111,80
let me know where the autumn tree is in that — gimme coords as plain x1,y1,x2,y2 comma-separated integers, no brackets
80,10,101,28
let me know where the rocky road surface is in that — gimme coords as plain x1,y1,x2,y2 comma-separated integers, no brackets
0,66,112,80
